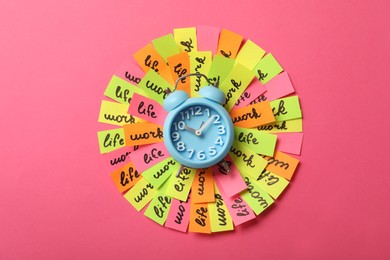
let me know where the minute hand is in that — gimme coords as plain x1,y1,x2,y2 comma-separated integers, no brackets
195,115,217,136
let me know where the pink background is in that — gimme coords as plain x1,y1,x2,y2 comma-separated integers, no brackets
1,0,389,259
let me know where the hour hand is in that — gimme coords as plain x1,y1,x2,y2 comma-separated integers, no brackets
183,124,197,134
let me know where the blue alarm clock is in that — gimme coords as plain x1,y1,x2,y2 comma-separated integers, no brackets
163,73,234,170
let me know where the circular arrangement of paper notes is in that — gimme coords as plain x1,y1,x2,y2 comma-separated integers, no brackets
98,26,303,234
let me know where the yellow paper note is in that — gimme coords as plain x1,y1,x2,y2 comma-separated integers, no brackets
174,27,198,53
98,100,143,126
209,183,234,233
229,140,268,180
137,69,173,105
256,118,303,133
235,39,266,70
254,53,283,84
190,51,212,97
124,177,156,211
144,180,172,225
256,169,289,199
97,128,125,154
142,157,180,189
166,166,196,202
152,34,180,62
234,127,277,156
104,75,146,104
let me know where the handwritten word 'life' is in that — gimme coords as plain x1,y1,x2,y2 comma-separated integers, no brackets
104,133,124,148
145,55,159,73
138,101,157,119
154,196,172,218
144,148,165,164
175,167,191,192
195,207,208,227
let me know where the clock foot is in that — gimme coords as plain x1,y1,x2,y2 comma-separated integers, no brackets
219,160,231,174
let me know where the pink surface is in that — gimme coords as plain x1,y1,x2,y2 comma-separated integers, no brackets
0,1,389,259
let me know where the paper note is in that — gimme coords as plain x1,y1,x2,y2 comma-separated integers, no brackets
191,168,215,204
275,133,304,155
189,51,212,97
188,203,211,234
240,173,274,215
230,101,275,128
114,57,144,85
166,166,196,202
256,118,303,133
235,39,266,70
165,198,191,232
214,178,256,226
102,146,136,168
233,79,267,109
152,34,180,62
174,27,198,53
217,29,243,59
123,122,163,146
137,69,173,105
230,140,268,180
254,53,284,84
262,151,299,180
234,127,277,156
220,63,256,111
271,96,302,121
263,72,295,101
166,52,191,94
209,183,234,232
124,177,156,211
128,93,167,126
133,43,169,74
256,169,289,199
211,155,247,197
99,100,142,126
144,181,172,225
97,128,126,154
111,161,141,193
207,55,235,86
197,25,220,53
141,157,179,189
104,75,146,104
129,142,170,173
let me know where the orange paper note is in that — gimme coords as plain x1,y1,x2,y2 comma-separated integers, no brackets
111,161,141,193
216,29,243,59
123,122,164,146
188,203,211,234
133,43,169,74
262,151,299,180
166,52,191,94
230,101,275,128
191,168,215,204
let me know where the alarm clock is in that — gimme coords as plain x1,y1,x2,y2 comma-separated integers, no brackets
163,73,234,169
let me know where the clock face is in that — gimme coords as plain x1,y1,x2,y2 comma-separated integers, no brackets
169,104,231,167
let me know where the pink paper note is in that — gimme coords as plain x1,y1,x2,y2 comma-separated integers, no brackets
214,177,255,226
233,78,267,109
212,155,247,197
129,142,170,173
114,57,144,86
276,133,304,155
165,198,191,233
196,25,220,54
101,146,136,168
263,72,295,101
128,93,167,126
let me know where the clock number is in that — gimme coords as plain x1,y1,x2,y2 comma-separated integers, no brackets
215,136,224,146
171,131,180,142
217,125,225,134
204,108,210,117
213,115,221,124
176,141,186,151
173,121,186,130
187,149,195,158
197,150,206,160
209,147,217,156
179,111,190,120
194,106,202,115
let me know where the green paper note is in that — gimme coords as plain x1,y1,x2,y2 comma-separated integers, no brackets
256,118,303,133
189,51,212,97
138,69,173,105
240,173,274,215
124,177,156,211
253,53,283,84
256,169,289,199
235,39,266,70
152,34,180,62
104,75,146,104
97,128,125,154
229,140,268,180
144,180,172,225
234,127,277,156
207,55,235,86
142,157,180,189
166,166,196,201
209,183,234,232
270,96,302,121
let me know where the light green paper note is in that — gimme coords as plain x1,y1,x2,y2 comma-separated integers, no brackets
190,51,212,97
270,96,302,122
207,55,235,86
104,75,146,104
235,39,266,70
152,34,180,62
253,53,283,84
144,179,172,225
124,177,156,211
256,118,303,133
97,128,125,154
256,169,289,199
166,166,196,201
142,157,180,189
234,127,277,156
209,183,234,232
137,69,173,105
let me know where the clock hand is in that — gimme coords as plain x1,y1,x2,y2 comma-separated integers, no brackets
195,115,217,136
183,124,197,135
